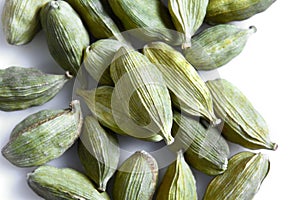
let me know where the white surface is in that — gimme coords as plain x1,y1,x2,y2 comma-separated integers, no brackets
1,0,300,199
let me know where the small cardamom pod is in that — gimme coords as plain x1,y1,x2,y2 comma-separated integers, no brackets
78,115,120,192
2,100,83,167
113,151,158,200
28,165,110,200
203,151,270,200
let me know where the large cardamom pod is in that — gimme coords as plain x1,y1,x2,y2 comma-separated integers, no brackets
206,79,278,150
168,0,209,49
65,0,125,42
108,0,181,45
77,86,163,142
203,151,270,200
40,0,90,75
205,0,276,24
0,66,72,111
78,115,120,191
1,0,50,45
110,47,174,144
28,165,110,200
113,151,158,200
143,42,218,125
156,150,197,200
184,25,256,70
1,100,83,167
171,111,229,175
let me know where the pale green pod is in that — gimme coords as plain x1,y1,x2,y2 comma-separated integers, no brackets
78,115,120,191
171,111,229,175
108,0,181,45
156,150,197,200
65,0,125,42
184,24,256,70
168,0,209,49
27,165,110,200
1,100,83,167
113,151,158,200
143,42,218,125
110,47,174,144
206,79,278,150
206,0,276,24
77,86,163,142
0,66,72,111
40,0,90,75
1,0,50,45
204,152,270,200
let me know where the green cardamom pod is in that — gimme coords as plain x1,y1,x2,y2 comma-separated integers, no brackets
0,66,72,111
205,0,276,24
206,79,278,150
28,165,110,200
143,42,218,125
168,0,209,49
156,150,197,200
1,100,83,167
110,47,174,144
1,0,50,45
204,151,270,200
78,115,120,192
113,151,158,200
171,111,229,175
184,25,256,70
40,0,90,75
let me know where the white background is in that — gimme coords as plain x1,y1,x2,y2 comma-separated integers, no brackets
1,0,300,199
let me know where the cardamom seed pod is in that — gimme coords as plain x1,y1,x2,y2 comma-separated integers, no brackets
1,0,50,45
28,165,110,200
143,42,218,125
205,0,276,24
78,115,120,192
0,66,72,111
168,0,209,49
156,150,197,200
110,47,174,144
113,151,158,200
184,25,256,70
171,111,229,175
1,100,83,167
40,0,90,75
203,151,270,200
206,79,278,150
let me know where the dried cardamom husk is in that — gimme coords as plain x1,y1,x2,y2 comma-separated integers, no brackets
77,86,163,142
1,0,50,45
156,150,197,200
28,165,110,200
1,100,83,167
143,42,218,125
78,115,120,191
171,111,229,175
113,151,158,200
206,79,278,150
168,0,208,49
110,47,174,144
0,66,72,111
40,0,90,75
184,25,256,70
204,151,270,200
65,0,125,42
205,0,276,24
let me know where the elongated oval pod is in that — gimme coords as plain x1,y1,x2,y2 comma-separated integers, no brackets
203,152,270,200
0,66,72,111
1,100,83,167
206,79,278,150
184,25,256,70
